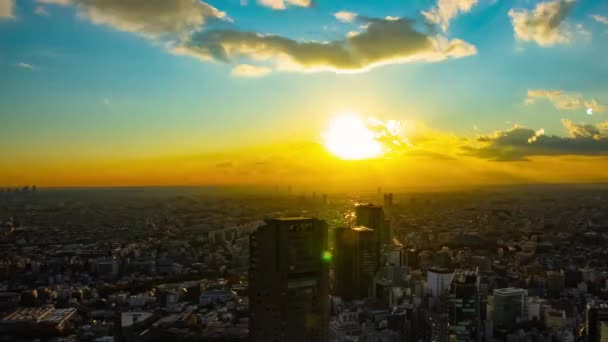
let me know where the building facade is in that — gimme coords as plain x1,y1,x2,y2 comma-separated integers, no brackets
249,217,329,342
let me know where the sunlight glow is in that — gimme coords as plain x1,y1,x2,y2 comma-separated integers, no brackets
323,114,383,160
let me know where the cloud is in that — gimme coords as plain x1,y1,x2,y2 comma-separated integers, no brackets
16,62,35,70
231,64,272,77
422,0,479,32
38,0,229,38
561,119,608,139
334,11,357,23
0,0,14,19
528,128,545,143
465,122,608,161
35,6,49,16
525,89,604,113
591,15,608,26
257,0,311,10
176,17,477,74
508,0,577,46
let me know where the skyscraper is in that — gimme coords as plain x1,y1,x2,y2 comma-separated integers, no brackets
448,269,480,342
586,301,608,342
491,288,527,330
355,204,390,265
249,217,329,342
333,226,376,301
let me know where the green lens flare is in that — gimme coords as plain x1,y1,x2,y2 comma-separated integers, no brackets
322,251,332,262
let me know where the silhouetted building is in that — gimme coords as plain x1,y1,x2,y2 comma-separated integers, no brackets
448,269,480,342
384,193,394,208
355,204,390,265
405,248,419,269
334,226,376,300
249,217,329,342
586,301,608,342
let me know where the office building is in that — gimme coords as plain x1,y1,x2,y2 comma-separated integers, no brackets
491,288,527,329
249,217,329,342
355,204,391,264
334,226,376,301
586,301,608,342
447,269,480,342
427,267,454,298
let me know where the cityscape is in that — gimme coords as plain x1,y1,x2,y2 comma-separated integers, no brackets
2,0,608,341
2,185,608,341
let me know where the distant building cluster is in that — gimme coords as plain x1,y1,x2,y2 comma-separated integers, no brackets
1,187,608,341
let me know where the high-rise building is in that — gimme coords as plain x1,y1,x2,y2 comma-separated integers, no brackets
355,204,391,263
586,301,608,342
249,217,329,342
405,248,419,269
383,193,394,208
491,288,527,330
334,226,376,301
427,267,454,298
448,269,480,342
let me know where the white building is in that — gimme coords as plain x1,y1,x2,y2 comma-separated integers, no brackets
427,267,453,298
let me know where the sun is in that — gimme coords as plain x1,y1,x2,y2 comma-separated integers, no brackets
323,114,383,160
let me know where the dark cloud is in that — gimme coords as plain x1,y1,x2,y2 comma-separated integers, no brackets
175,17,476,74
465,122,608,161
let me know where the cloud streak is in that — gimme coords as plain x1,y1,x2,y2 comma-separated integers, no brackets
508,0,576,46
525,89,604,113
16,62,35,70
176,17,477,74
591,14,608,26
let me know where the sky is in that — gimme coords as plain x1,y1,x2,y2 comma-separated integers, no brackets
0,0,607,189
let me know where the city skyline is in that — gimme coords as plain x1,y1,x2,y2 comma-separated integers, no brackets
1,0,608,187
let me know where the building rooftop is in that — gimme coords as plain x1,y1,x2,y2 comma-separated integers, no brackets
351,226,374,232
273,217,312,222
493,287,527,296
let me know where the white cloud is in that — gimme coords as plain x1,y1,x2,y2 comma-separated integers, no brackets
334,11,357,23
257,0,310,10
0,0,15,19
508,0,576,46
525,89,604,113
422,0,478,32
231,64,272,77
16,62,35,69
35,6,49,16
591,14,608,26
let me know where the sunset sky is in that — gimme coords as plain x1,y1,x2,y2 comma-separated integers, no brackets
1,0,607,188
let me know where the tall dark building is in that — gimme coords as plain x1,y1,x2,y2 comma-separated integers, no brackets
334,226,376,300
383,193,394,208
249,217,329,342
586,301,608,342
355,204,391,263
448,269,481,342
